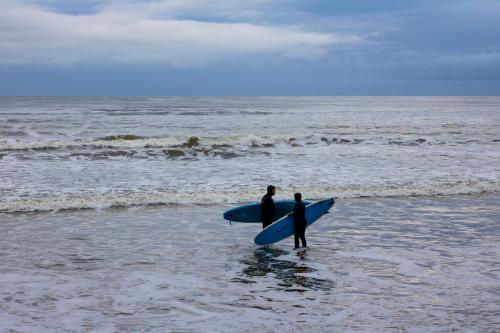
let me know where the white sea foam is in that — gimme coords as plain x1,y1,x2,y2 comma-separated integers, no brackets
1,179,499,213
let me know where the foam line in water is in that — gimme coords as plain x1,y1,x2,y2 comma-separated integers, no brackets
1,180,499,213
4,133,486,152
0,135,301,151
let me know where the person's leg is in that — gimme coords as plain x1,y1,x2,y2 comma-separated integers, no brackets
300,234,307,247
300,225,307,247
294,227,300,248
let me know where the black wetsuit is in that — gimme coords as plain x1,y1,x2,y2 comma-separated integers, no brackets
292,201,307,248
261,193,275,229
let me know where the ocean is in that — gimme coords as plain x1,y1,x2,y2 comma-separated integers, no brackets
1,96,499,332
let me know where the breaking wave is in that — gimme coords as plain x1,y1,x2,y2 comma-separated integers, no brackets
0,134,297,151
0,134,492,153
1,180,499,213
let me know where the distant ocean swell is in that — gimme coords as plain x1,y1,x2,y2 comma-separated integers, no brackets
1,180,499,213
1,134,497,161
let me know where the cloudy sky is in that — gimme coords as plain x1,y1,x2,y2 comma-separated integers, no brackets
1,0,499,95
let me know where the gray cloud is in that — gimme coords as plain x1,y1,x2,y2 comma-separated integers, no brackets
1,0,499,95
0,0,362,66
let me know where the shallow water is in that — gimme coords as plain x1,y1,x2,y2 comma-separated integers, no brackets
1,194,499,332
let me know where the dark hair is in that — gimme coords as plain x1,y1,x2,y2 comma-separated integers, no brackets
294,192,302,201
267,185,276,195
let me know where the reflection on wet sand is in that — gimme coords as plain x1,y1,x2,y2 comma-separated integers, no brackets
233,247,334,292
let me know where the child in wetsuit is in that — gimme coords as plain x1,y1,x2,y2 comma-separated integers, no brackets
291,192,307,248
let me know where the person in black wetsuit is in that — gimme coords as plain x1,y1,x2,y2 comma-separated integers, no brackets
261,185,276,229
291,192,307,249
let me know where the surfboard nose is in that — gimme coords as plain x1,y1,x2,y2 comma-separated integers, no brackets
223,210,233,220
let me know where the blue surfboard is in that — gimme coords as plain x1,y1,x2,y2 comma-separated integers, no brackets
254,198,335,245
223,199,311,223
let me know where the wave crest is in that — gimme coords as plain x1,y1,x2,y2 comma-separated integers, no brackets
1,180,499,213
0,134,298,151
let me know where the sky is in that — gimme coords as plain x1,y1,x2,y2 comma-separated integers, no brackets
0,0,499,95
